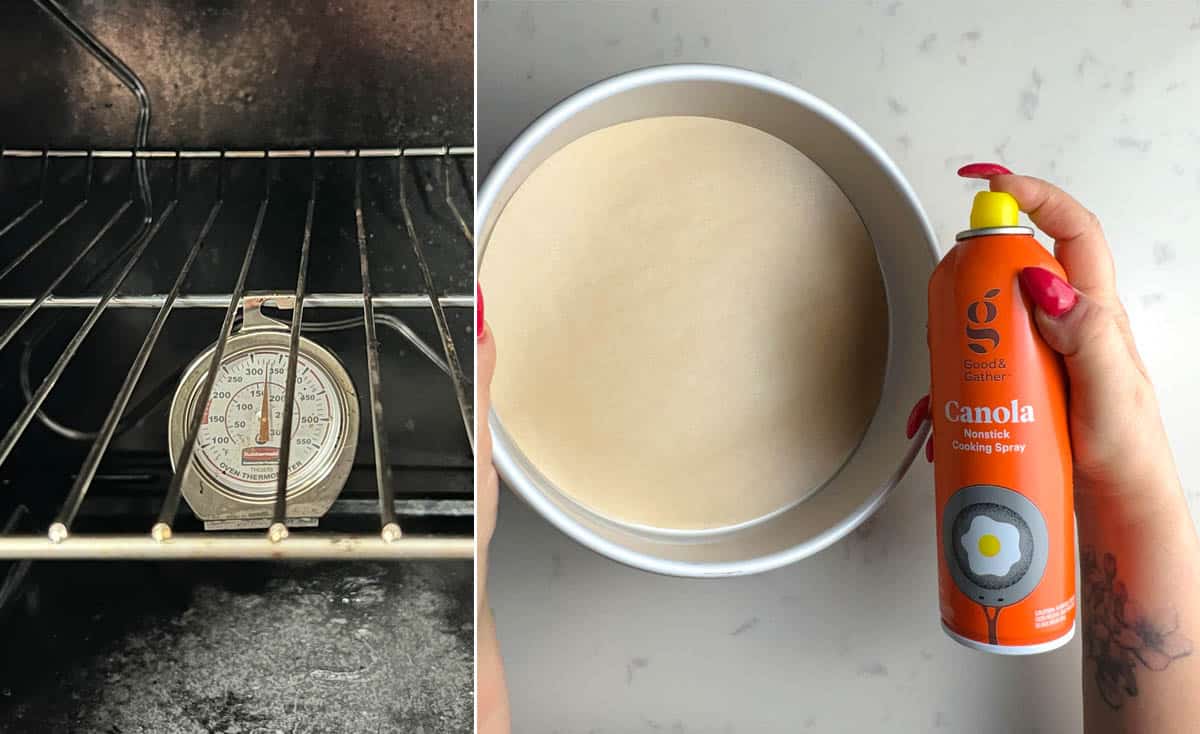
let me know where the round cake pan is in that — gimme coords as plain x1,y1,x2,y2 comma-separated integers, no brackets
477,64,936,577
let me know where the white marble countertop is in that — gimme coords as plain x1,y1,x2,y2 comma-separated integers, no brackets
478,2,1200,731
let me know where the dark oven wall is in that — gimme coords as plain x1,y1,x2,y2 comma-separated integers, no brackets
0,0,472,148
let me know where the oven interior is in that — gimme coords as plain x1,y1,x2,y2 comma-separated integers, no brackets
0,1,474,729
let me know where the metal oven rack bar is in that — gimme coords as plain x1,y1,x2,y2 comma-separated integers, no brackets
398,160,475,451
0,153,48,240
0,153,89,283
0,146,475,561
354,153,401,540
268,155,317,538
155,157,271,540
0,294,473,309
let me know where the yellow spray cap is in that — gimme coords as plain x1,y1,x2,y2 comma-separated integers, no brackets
970,191,1020,229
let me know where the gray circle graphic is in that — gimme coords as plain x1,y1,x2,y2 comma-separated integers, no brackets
942,484,1049,607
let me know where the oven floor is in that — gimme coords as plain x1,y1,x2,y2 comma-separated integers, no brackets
0,560,472,733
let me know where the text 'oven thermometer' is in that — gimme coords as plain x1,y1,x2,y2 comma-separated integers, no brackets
168,295,359,530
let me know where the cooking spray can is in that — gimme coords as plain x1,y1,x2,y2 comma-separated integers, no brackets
927,189,1076,654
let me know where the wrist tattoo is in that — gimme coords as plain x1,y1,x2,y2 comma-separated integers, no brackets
1082,546,1193,709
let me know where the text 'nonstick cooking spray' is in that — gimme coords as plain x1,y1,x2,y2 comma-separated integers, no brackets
927,187,1076,654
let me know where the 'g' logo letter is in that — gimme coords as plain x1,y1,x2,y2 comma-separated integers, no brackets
966,288,1001,354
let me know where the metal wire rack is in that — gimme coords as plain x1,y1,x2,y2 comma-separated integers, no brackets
0,0,475,561
0,147,475,560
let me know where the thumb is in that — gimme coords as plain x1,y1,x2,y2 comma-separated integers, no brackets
1018,266,1135,408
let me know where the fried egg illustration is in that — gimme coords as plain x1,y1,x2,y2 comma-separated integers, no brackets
960,515,1022,577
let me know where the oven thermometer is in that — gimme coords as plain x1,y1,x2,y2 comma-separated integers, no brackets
168,295,359,529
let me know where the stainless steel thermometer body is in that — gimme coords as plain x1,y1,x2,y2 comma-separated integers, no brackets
169,295,359,529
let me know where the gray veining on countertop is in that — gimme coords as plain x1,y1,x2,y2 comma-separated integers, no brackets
479,2,1200,732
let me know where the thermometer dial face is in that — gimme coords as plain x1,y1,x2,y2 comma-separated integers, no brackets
190,347,346,499
171,330,358,511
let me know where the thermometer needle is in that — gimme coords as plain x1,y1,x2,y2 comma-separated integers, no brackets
257,373,270,445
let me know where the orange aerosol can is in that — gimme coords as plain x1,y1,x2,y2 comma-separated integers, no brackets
927,189,1076,654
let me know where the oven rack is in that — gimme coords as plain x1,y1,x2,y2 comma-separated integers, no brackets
0,146,475,561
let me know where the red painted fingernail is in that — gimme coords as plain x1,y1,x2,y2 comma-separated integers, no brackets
957,162,1013,179
1019,267,1077,317
925,436,934,463
906,394,930,439
476,283,486,341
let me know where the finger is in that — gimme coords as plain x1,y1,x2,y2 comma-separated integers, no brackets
987,174,1118,302
475,285,500,556
476,284,496,467
906,394,930,439
988,174,1147,374
1019,267,1141,426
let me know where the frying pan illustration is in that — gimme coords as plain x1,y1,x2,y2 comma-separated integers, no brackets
942,484,1050,644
